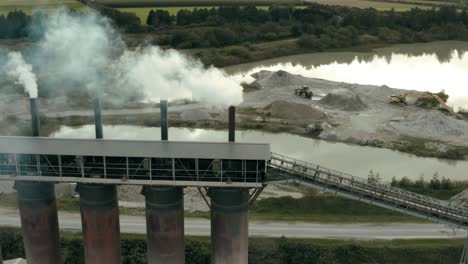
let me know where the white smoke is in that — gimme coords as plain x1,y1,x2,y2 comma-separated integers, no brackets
34,10,120,92
5,52,38,98
118,47,243,107
26,10,243,107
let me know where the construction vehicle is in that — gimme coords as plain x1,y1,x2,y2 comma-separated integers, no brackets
295,86,313,99
388,92,463,119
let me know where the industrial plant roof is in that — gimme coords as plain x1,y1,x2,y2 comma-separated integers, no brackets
0,136,271,160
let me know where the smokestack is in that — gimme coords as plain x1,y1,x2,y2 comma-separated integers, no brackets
78,96,122,263
94,97,103,139
160,100,168,141
228,106,235,142
29,98,40,137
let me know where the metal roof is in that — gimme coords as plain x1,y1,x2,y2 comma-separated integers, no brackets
0,136,271,160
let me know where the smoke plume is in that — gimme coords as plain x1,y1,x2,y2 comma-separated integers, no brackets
118,47,243,107
5,52,38,98
26,10,243,107
32,10,121,93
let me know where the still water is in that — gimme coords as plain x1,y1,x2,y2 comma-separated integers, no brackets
226,41,468,109
50,125,468,182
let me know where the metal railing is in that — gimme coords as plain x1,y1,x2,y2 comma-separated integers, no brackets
0,154,266,187
269,152,468,230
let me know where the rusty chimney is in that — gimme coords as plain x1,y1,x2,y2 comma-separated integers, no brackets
29,98,40,137
228,106,235,142
18,98,63,263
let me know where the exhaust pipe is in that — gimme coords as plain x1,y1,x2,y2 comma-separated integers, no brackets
160,100,168,141
29,98,40,137
210,106,249,264
94,97,103,139
228,106,235,142
78,95,122,264
17,98,63,263
144,100,185,264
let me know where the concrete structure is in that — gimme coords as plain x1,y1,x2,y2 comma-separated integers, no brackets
143,100,185,264
77,97,122,264
16,99,62,264
210,188,249,263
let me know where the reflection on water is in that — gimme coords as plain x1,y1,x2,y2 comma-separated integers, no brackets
227,41,468,109
50,125,468,182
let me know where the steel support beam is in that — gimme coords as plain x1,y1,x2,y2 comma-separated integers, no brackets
210,187,249,264
143,100,185,264
17,99,62,264
78,97,121,264
16,182,62,264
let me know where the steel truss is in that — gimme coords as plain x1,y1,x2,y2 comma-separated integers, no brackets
268,152,468,230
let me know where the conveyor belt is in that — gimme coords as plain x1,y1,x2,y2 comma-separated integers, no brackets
269,152,468,230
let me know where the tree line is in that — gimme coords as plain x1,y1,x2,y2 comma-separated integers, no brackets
144,5,468,50
2,5,468,62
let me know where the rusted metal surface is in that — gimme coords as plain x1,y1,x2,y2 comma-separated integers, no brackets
144,186,185,264
16,182,62,264
77,184,121,264
210,187,249,264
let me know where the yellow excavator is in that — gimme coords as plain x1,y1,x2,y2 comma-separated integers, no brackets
388,92,463,119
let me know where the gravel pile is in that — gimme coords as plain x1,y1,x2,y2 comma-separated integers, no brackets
262,100,327,120
389,111,468,138
319,93,368,111
251,70,314,89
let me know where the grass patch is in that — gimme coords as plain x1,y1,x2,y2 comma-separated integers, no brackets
118,5,276,22
0,193,17,208
96,0,303,7
308,0,434,11
0,0,86,16
250,194,425,223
